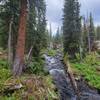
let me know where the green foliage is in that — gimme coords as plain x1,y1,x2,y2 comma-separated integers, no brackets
0,59,9,69
27,57,45,75
89,13,95,38
96,26,100,40
0,0,19,49
0,75,58,100
75,53,81,62
47,49,57,56
0,95,17,100
0,68,11,91
44,76,59,99
71,53,100,89
83,53,98,65
26,0,47,57
0,68,11,82
53,27,62,45
0,58,10,90
63,0,81,57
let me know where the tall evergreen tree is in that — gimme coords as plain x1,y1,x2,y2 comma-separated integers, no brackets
63,0,81,57
96,26,100,40
0,0,20,65
83,17,88,50
88,13,95,51
13,0,27,76
26,0,46,57
54,27,62,45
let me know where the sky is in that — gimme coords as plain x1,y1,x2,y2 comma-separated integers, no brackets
45,0,100,34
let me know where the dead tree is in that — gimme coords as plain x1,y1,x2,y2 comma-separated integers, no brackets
8,15,14,67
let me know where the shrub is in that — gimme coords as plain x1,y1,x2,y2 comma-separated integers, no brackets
27,58,45,75
0,59,9,69
71,62,100,89
83,53,98,65
0,68,11,91
47,49,57,56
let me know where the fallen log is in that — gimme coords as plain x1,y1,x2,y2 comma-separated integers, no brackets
63,54,80,98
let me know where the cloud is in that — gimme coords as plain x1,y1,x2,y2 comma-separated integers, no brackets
46,0,100,34
45,0,63,34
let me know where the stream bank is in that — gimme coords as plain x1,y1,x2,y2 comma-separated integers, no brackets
44,53,100,100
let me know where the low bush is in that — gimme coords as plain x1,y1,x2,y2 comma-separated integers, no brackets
0,68,11,92
0,59,9,69
83,53,98,65
27,57,45,75
0,75,58,100
71,62,100,89
47,49,57,56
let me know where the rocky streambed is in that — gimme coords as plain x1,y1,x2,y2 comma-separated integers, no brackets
44,53,100,100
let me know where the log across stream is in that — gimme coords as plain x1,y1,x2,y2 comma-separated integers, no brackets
44,53,100,100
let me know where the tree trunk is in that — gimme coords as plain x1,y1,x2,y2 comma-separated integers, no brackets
8,15,13,68
13,0,27,76
27,45,33,61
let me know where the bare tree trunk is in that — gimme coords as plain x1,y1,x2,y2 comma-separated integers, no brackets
27,45,33,61
8,15,13,68
88,34,91,53
13,0,27,76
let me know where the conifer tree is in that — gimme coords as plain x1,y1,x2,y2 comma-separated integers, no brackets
96,26,100,40
13,0,27,76
83,17,88,50
88,13,95,51
63,0,81,57
26,0,46,57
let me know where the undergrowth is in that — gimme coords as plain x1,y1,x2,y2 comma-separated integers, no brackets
27,57,45,75
71,52,100,89
0,75,58,100
47,49,57,56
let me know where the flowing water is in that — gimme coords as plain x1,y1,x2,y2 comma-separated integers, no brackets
44,53,100,100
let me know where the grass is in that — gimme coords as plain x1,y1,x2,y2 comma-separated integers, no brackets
0,57,58,100
0,74,58,100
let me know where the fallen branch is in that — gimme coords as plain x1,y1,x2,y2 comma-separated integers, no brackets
63,54,80,97
0,83,23,96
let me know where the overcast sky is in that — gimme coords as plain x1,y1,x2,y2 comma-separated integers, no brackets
45,0,100,34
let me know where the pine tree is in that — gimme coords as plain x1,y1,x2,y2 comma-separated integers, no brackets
96,26,100,40
0,0,20,64
88,13,95,51
63,0,81,57
13,0,27,76
26,0,46,57
54,27,62,45
83,17,88,50
26,0,37,54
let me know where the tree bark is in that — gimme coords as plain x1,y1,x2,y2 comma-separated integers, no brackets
13,0,27,76
8,15,13,68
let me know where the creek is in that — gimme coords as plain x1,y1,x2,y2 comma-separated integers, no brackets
44,53,100,100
